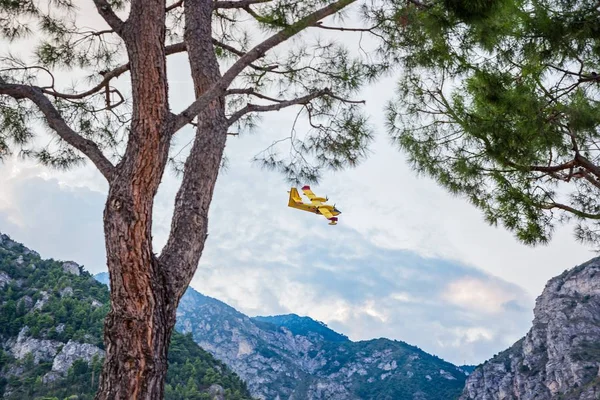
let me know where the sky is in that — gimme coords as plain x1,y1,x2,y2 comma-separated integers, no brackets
0,0,596,366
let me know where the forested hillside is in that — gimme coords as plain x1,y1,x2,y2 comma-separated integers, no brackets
0,232,252,400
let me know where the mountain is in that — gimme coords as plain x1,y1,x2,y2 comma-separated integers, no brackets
457,365,477,375
460,257,600,400
97,256,469,398
0,232,253,400
94,271,109,286
252,314,349,343
174,283,468,399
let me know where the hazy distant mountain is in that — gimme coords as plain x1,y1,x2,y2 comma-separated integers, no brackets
94,271,109,286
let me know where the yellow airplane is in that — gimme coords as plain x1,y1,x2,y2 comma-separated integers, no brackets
288,185,341,225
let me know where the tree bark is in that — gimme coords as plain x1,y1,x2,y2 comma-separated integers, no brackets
159,0,228,298
95,0,175,398
95,236,175,399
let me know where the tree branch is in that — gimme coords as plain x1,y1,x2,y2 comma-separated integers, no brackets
226,87,286,103
226,88,364,126
312,22,376,32
172,0,358,133
166,0,184,12
214,0,273,9
539,202,600,220
524,160,577,173
0,82,116,181
227,89,331,125
40,42,187,100
575,153,600,179
92,0,126,35
212,39,279,72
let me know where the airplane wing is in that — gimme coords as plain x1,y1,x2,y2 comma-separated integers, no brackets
318,207,334,219
302,185,327,203
318,206,338,225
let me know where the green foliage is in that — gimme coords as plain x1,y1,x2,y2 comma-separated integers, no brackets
443,0,511,23
0,249,109,346
379,0,600,246
0,0,394,185
0,235,253,400
0,0,129,167
165,333,250,400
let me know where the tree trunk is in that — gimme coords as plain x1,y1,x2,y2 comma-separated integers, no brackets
159,0,228,299
95,0,227,398
95,242,175,399
95,171,176,400
95,0,174,397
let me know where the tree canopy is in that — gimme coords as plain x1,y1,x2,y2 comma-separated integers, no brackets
0,0,398,184
386,0,600,246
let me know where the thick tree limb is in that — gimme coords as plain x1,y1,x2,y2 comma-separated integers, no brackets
0,83,116,180
212,39,279,72
523,160,577,173
575,153,600,179
166,0,184,12
172,0,358,133
92,0,126,34
159,0,227,297
502,151,600,182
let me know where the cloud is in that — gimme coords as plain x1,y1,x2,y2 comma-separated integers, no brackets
0,164,534,365
441,277,522,314
0,173,106,273
186,167,535,364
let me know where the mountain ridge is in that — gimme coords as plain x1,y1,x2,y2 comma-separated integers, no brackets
145,276,468,399
251,314,349,343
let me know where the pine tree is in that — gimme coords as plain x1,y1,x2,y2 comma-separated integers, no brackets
384,0,600,246
0,0,415,398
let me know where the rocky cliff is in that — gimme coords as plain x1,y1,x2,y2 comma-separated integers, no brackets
460,257,600,400
174,285,468,399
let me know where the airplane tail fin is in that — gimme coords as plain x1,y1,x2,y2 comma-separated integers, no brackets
288,187,303,207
